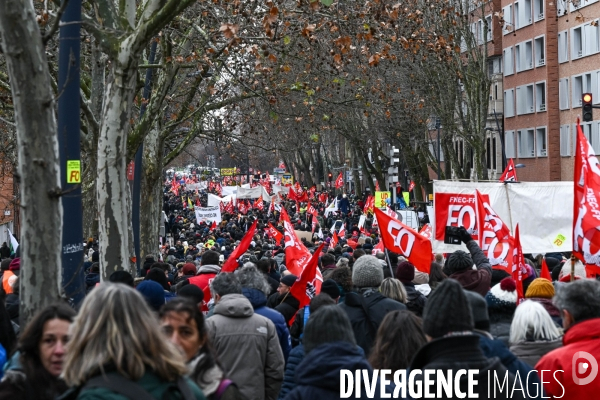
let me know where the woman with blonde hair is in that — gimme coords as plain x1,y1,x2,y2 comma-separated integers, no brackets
61,283,205,399
509,300,563,367
379,278,407,304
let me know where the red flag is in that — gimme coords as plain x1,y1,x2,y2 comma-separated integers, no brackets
196,198,201,207
512,224,526,303
216,183,223,196
318,193,328,203
335,172,344,189
219,201,225,214
331,231,339,247
475,189,513,274
311,215,318,233
540,257,552,281
290,243,325,309
418,223,432,239
297,191,309,203
255,195,264,211
266,222,284,243
210,221,217,231
306,202,317,216
238,201,248,215
364,195,374,214
573,119,600,277
408,181,415,192
280,209,313,278
375,181,380,191
288,187,298,201
374,207,432,274
374,240,384,253
226,199,234,214
221,220,258,273
500,159,518,182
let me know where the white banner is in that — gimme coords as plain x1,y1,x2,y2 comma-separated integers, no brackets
432,181,573,254
236,185,272,200
221,186,238,197
207,193,234,207
185,182,206,191
195,206,222,224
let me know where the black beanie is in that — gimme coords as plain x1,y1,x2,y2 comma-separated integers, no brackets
422,279,474,338
320,279,341,299
178,284,205,305
303,305,356,354
463,290,490,332
447,251,473,275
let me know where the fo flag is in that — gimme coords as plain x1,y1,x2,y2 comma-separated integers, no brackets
573,119,600,276
435,192,490,242
500,159,518,182
335,172,343,189
418,224,432,240
512,224,526,303
221,220,258,273
254,195,264,211
266,222,284,243
408,181,416,192
475,190,513,274
290,243,325,309
374,207,432,274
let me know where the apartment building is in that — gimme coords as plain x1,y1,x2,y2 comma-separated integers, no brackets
502,0,600,181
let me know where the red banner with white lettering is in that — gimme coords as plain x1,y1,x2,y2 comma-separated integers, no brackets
573,120,600,277
475,190,513,273
500,159,518,182
375,207,432,274
290,243,324,309
434,192,490,242
512,224,525,303
418,223,432,239
254,195,264,211
408,181,415,192
221,220,257,273
266,222,284,243
335,172,343,189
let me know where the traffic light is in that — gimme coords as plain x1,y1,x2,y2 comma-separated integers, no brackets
328,172,332,180
583,93,593,122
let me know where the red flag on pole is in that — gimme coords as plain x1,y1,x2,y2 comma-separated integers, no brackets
255,195,264,211
540,257,552,281
475,189,514,274
500,159,518,182
210,221,217,231
408,181,415,192
288,187,298,201
374,207,432,274
335,172,343,189
280,208,320,288
375,181,380,191
266,222,284,243
221,220,258,273
512,224,526,303
289,243,325,309
330,231,339,247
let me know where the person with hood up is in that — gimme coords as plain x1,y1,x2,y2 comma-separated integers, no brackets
395,261,427,316
409,279,527,399
236,264,291,361
445,227,492,297
206,273,284,400
188,250,222,312
283,305,391,400
266,274,300,326
339,255,406,356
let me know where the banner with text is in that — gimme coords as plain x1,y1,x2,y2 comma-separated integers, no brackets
195,206,222,224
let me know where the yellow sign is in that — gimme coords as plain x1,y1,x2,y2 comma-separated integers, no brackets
429,194,433,201
374,191,391,208
281,174,294,185
220,168,236,176
67,160,81,183
553,233,566,247
403,192,410,206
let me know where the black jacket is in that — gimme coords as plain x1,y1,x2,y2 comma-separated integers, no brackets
339,289,406,356
402,281,427,316
410,334,527,400
267,292,300,326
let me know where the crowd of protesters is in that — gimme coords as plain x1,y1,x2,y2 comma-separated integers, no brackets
0,176,598,399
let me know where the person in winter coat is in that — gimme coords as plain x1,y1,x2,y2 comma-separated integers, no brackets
463,289,542,395
0,242,10,260
279,294,336,399
509,300,563,367
256,259,280,296
339,255,406,356
395,261,427,316
485,277,518,345
236,264,291,361
206,273,284,400
283,305,392,400
379,278,407,304
410,279,527,399
266,274,300,326
60,284,205,400
188,250,222,313
320,253,337,275
445,227,492,297
525,278,562,326
0,304,75,400
536,279,600,398
160,299,243,400
84,263,100,294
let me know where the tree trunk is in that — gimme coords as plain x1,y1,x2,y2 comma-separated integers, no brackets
0,0,63,324
97,63,137,279
140,128,164,261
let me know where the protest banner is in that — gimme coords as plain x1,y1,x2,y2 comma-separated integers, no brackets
194,206,222,224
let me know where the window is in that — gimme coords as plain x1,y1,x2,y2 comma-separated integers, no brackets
514,2,520,29
429,142,445,161
559,31,569,63
573,27,583,58
518,128,535,158
486,15,493,42
504,47,514,76
592,122,600,154
560,125,571,156
534,0,544,20
503,5,513,35
573,75,583,107
536,127,547,156
515,41,533,72
585,22,599,55
570,0,600,12
559,78,570,110
516,84,534,115
523,0,532,26
486,137,492,169
535,36,545,66
536,81,546,111
505,130,516,158
489,57,502,75
505,89,515,117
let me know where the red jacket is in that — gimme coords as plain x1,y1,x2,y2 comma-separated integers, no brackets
188,266,220,313
536,318,600,399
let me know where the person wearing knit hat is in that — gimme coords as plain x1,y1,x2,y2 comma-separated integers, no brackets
265,274,300,326
485,277,518,345
410,279,518,398
320,279,341,301
396,261,427,316
284,305,392,398
558,258,586,281
444,227,492,297
525,278,562,326
340,255,405,356
136,280,166,312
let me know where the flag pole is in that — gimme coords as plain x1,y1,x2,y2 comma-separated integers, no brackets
384,248,395,278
